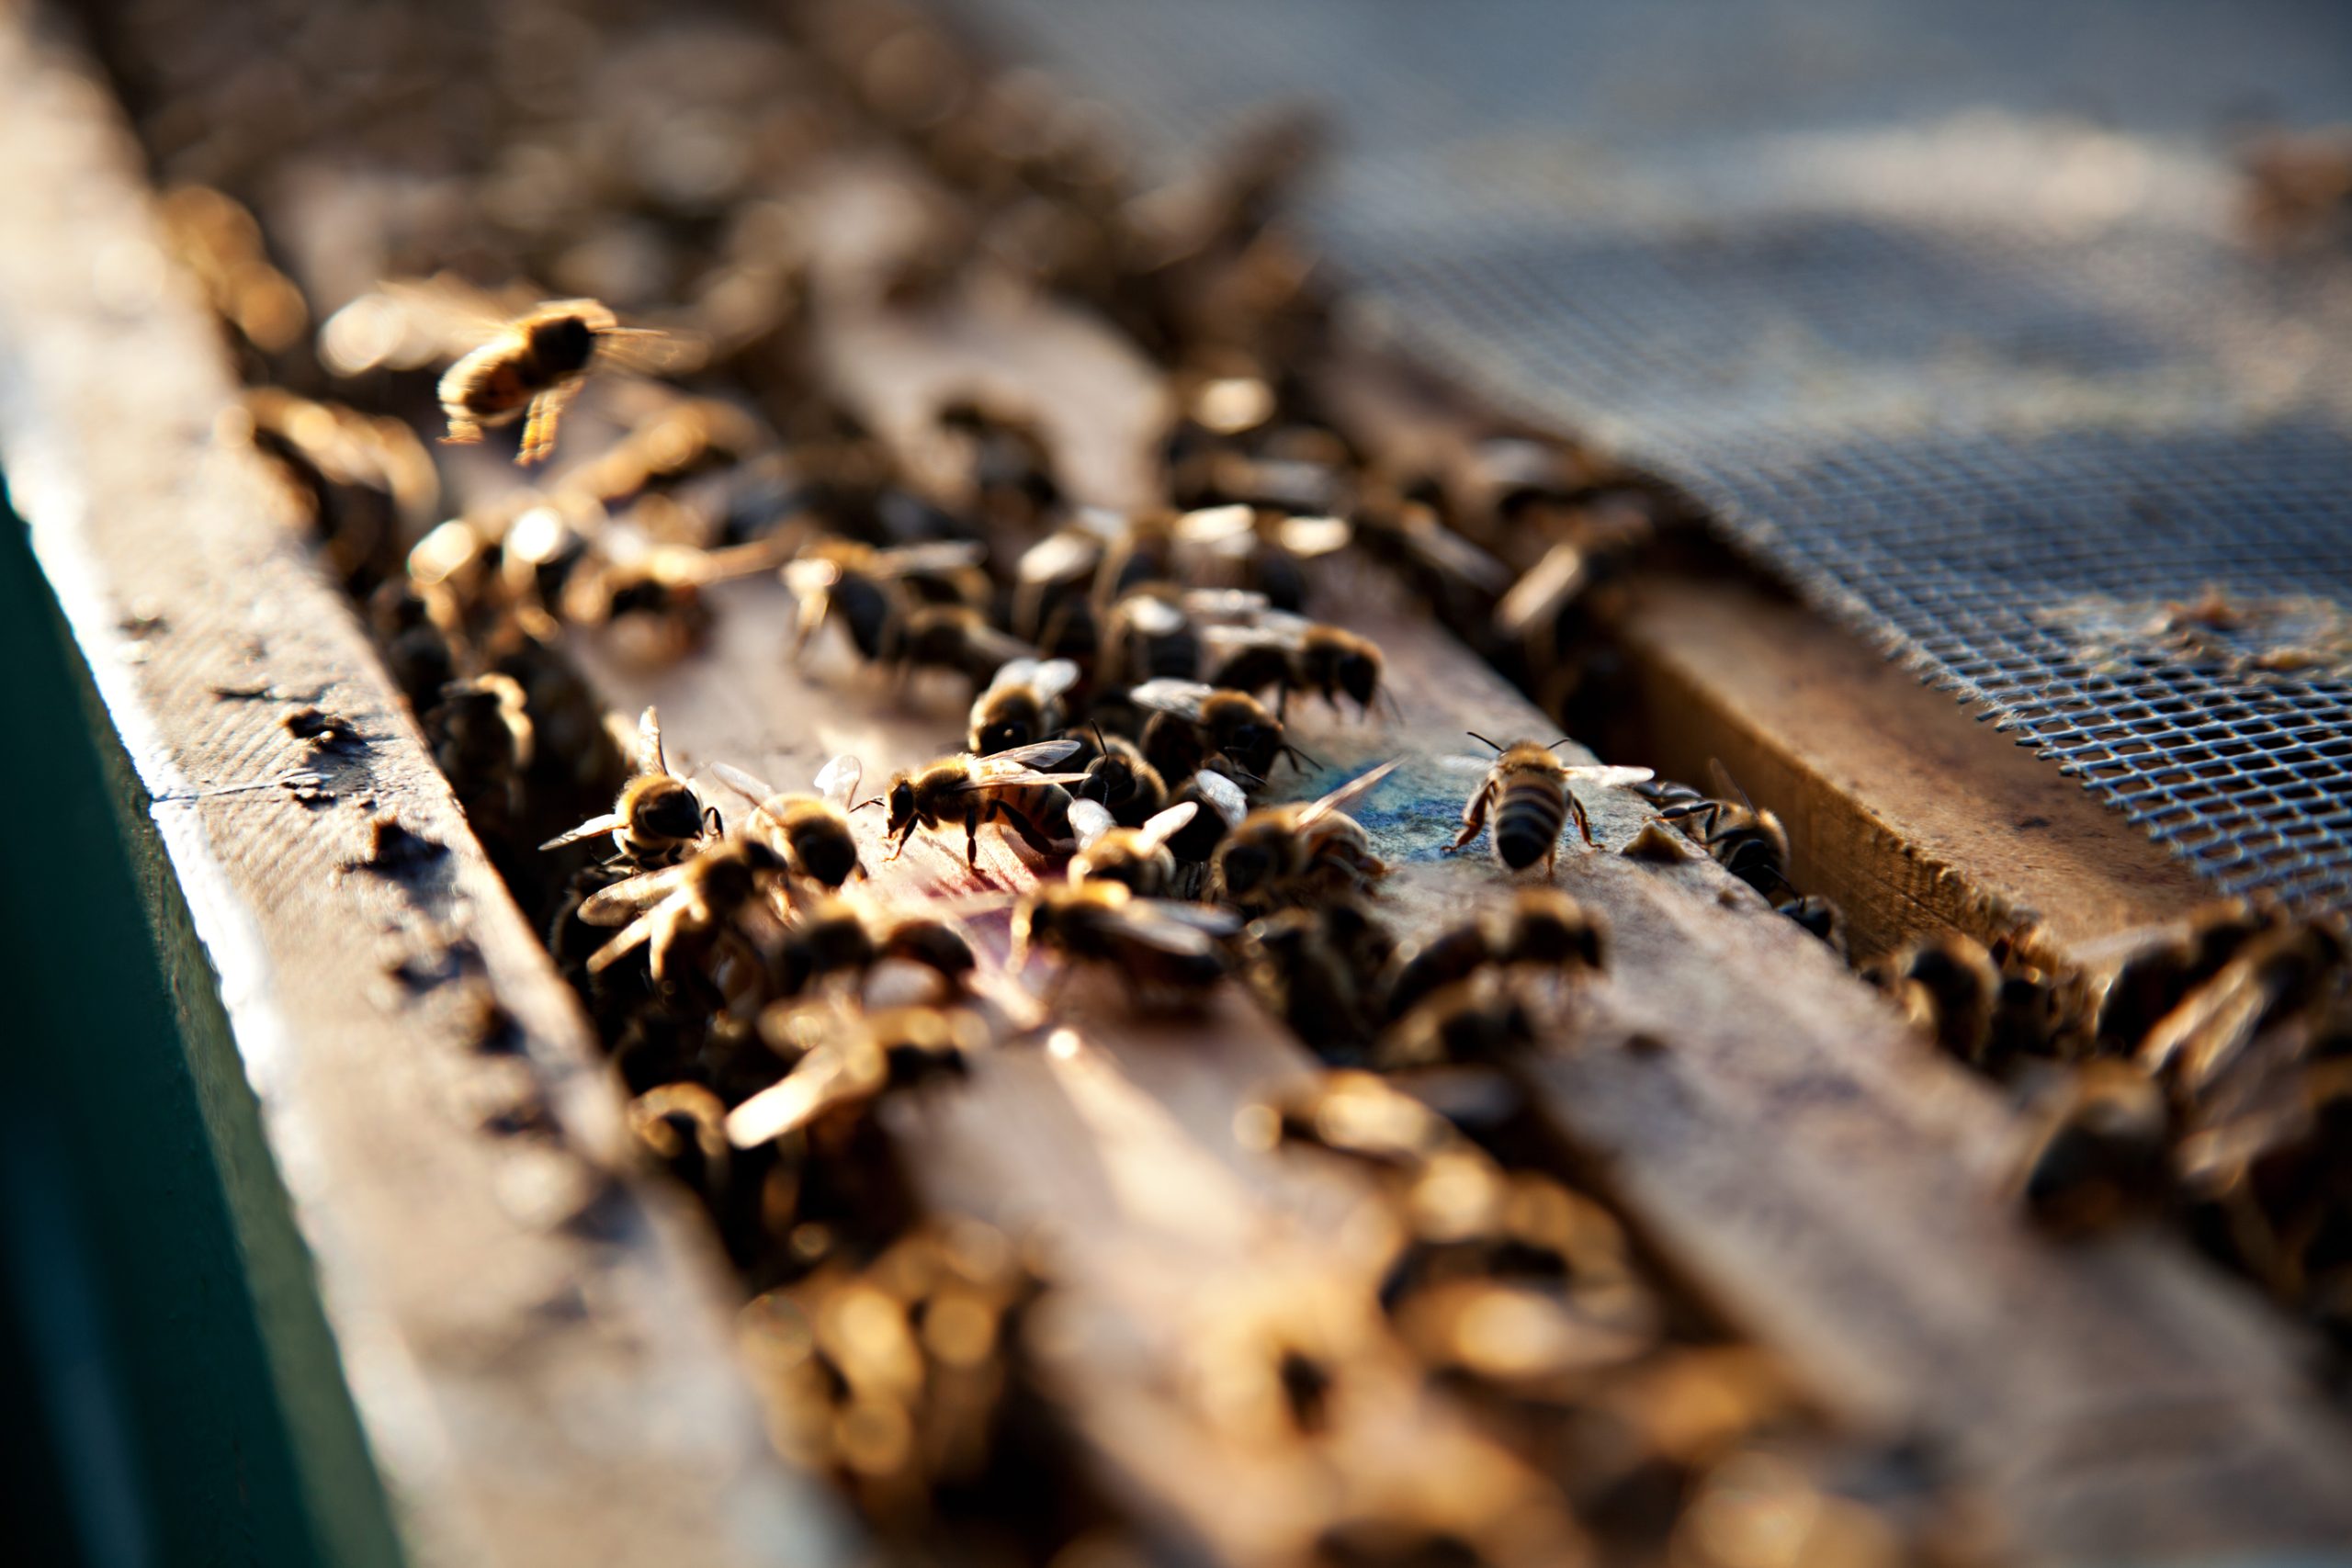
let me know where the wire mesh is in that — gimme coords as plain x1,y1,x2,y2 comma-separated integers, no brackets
943,0,2352,910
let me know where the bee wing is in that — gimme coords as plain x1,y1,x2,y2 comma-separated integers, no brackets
591,323,710,378
1563,765,1657,790
638,707,667,775
579,864,696,925
1180,587,1279,625
1018,530,1100,585
956,769,1091,793
1174,502,1255,544
1030,659,1080,702
781,557,841,600
1495,542,1591,639
706,760,778,807
1296,759,1403,827
814,754,863,809
983,657,1045,698
1137,897,1243,938
1132,800,1200,852
1434,752,1501,773
1275,514,1353,558
1190,768,1251,828
1703,758,1757,813
1068,798,1118,850
1404,518,1513,595
586,910,663,973
1129,678,1216,722
687,534,801,584
1108,904,1227,958
539,813,625,852
1118,594,1189,637
725,1044,875,1147
875,540,988,577
1201,623,1300,658
356,275,529,362
977,738,1084,773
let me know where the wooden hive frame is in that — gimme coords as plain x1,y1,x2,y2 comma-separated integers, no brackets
6,7,2352,1567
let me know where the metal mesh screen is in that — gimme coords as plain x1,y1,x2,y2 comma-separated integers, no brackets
939,0,2352,911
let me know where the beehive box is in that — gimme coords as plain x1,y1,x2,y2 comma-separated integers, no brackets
7,4,2352,1566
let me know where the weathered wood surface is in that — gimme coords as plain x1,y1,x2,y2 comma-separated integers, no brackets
1612,573,2211,964
0,19,856,1568
610,214,2352,1562
1311,344,2213,968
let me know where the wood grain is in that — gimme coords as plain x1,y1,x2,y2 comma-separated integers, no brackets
0,20,857,1568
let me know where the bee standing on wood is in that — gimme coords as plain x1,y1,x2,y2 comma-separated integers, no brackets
438,298,698,465
578,837,788,992
881,740,1090,869
784,538,989,667
1213,760,1401,912
1653,760,1791,896
1131,677,1312,786
1010,881,1239,1010
1447,733,1652,874
1201,608,1393,720
1072,727,1169,828
540,706,718,869
706,754,872,892
1067,800,1199,897
968,658,1080,755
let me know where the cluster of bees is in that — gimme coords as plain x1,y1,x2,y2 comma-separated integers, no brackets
1866,905,2352,1355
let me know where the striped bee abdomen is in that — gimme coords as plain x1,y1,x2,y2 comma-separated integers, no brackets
1493,783,1567,870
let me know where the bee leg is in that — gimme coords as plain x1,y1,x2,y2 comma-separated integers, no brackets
1448,786,1491,853
966,810,983,870
1570,791,1597,848
441,415,485,446
516,381,581,466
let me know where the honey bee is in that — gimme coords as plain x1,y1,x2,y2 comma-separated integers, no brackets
967,658,1080,754
772,897,979,999
1374,972,1540,1069
784,538,989,666
1011,517,1110,643
888,605,1038,694
1172,502,1352,613
1447,734,1653,874
1653,761,1790,896
1201,609,1392,720
1164,765,1254,887
1131,677,1311,785
2013,1061,2171,1235
424,673,534,839
1067,799,1200,896
1773,892,1849,955
729,1002,987,1147
1212,760,1401,912
1098,586,1201,689
438,299,699,465
1384,888,1608,1020
707,754,872,891
1241,905,1387,1058
881,739,1090,868
1010,880,1239,1008
539,707,718,869
1868,934,2001,1068
1072,727,1170,828
579,836,789,989
559,534,788,663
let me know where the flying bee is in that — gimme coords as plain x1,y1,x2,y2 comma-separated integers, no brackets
1131,677,1312,786
578,836,789,992
1068,799,1200,896
783,537,989,665
1384,888,1608,1020
2013,1060,2171,1235
1072,727,1170,828
1099,586,1201,688
1213,760,1402,913
882,739,1090,868
540,706,718,869
1446,733,1654,874
1010,880,1239,1009
707,754,872,891
437,298,700,465
1374,972,1540,1069
968,658,1081,754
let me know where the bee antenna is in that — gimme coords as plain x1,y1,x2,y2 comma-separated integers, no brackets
850,796,884,814
1284,744,1324,774
703,805,723,836
1547,737,1576,751
1465,730,1503,753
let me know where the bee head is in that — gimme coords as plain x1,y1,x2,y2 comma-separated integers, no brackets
1216,837,1273,898
527,311,599,375
791,822,861,888
634,779,707,842
887,778,917,833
